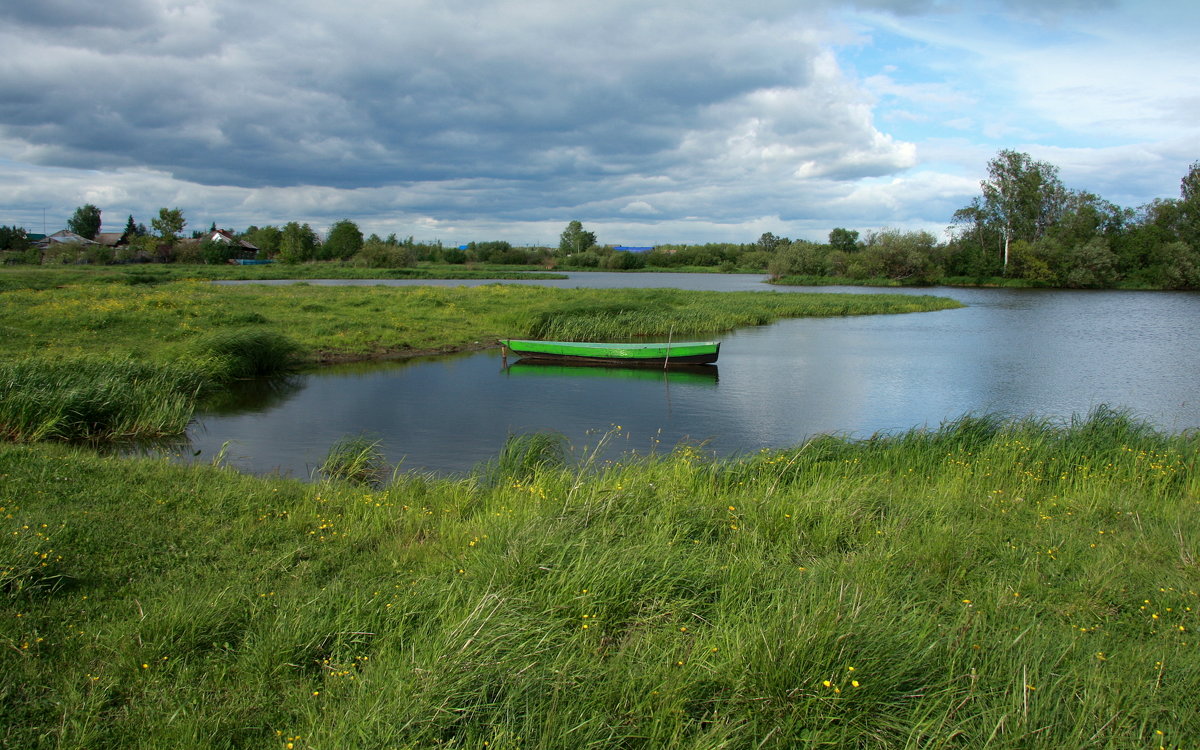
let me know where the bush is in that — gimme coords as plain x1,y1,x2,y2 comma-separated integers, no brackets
354,239,415,268
189,330,301,380
602,250,646,270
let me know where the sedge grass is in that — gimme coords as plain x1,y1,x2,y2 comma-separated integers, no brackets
318,435,388,486
0,356,206,442
2,411,1196,748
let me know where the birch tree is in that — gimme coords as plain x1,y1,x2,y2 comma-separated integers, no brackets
979,150,1067,272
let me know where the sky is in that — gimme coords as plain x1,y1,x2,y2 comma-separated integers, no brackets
1,0,1196,246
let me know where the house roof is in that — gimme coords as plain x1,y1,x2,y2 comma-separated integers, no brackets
209,229,259,251
36,230,99,246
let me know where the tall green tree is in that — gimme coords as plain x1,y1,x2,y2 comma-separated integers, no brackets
323,219,364,261
244,226,282,257
978,150,1067,272
121,215,138,242
151,207,186,242
1178,161,1200,250
67,204,102,240
278,222,319,264
828,228,859,254
0,225,30,251
558,220,596,255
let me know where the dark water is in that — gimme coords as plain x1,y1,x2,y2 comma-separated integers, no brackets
190,274,1200,477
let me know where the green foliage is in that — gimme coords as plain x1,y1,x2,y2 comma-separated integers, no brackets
0,225,30,252
199,238,235,265
189,329,301,380
353,237,414,268
278,222,319,264
480,431,568,485
828,227,859,253
244,225,282,256
558,220,596,255
1,411,1196,747
151,207,186,241
601,249,645,269
323,220,364,261
440,248,467,264
67,204,102,240
0,356,204,441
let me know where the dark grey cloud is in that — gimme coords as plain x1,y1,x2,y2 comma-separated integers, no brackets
0,0,906,212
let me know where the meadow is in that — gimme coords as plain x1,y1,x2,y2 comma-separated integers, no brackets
2,411,1197,748
2,268,1196,747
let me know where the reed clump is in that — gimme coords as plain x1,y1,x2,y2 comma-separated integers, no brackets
318,435,388,486
188,329,301,380
2,410,1196,748
0,356,205,442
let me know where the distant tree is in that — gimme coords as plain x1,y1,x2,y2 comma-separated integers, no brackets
67,204,102,240
278,222,319,264
1179,161,1200,250
199,237,236,265
121,215,138,242
558,220,596,255
323,219,364,261
978,149,1067,271
151,207,187,242
860,229,942,283
244,225,282,257
0,225,30,252
828,228,860,253
756,232,784,252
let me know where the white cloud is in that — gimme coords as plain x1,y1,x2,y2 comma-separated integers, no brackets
0,0,1194,244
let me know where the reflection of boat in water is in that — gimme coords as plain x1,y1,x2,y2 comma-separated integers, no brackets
504,361,718,386
499,339,720,366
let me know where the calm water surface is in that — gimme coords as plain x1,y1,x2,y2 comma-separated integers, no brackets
192,274,1200,477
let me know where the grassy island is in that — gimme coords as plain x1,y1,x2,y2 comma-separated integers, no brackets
0,273,959,442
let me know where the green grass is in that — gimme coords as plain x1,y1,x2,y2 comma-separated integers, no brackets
0,356,207,442
0,263,565,292
0,280,960,363
0,271,958,443
318,435,388,487
1,410,1197,748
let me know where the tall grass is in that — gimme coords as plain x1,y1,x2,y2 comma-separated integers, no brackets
0,357,206,442
526,291,961,340
2,411,1196,748
318,435,388,486
189,329,301,380
0,330,300,442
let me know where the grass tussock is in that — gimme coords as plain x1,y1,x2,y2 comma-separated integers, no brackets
0,356,206,442
318,435,388,487
2,410,1197,748
189,329,301,380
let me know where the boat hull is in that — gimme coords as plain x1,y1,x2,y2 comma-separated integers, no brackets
499,339,719,366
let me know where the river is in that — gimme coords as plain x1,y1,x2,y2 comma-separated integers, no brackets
189,273,1200,477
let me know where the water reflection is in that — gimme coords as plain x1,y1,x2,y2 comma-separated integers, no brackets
503,361,719,386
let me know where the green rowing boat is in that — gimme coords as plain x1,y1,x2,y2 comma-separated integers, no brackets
499,339,720,366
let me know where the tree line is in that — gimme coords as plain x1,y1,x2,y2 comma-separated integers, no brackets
2,151,1197,288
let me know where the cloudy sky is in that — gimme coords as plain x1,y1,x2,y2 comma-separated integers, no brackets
1,0,1196,245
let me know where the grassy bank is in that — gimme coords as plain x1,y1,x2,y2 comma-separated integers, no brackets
2,411,1197,748
0,280,960,362
0,280,959,442
0,264,566,292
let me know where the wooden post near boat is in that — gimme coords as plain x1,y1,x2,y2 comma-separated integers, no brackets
664,326,674,370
